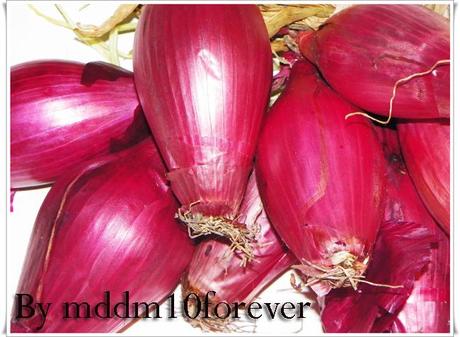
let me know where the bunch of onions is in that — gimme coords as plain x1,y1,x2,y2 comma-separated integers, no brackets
321,127,448,333
11,60,149,189
11,140,194,333
182,173,296,331
398,120,450,234
298,5,450,120
256,59,386,296
133,5,273,260
9,4,451,335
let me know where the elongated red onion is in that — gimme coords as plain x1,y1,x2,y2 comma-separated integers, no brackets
321,127,448,333
182,173,296,331
11,60,149,189
134,5,272,257
10,140,194,333
256,60,386,296
398,120,450,234
299,5,450,119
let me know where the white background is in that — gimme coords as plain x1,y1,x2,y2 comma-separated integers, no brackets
4,2,457,336
5,2,325,335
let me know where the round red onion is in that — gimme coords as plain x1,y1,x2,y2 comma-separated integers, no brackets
10,140,194,333
11,60,149,189
299,5,450,119
133,5,272,257
256,60,386,296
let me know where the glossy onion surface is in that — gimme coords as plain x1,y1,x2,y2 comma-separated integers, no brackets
257,60,386,295
299,5,450,119
11,141,194,333
11,60,148,189
134,5,272,217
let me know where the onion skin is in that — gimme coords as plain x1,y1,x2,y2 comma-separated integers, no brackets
183,173,296,319
134,5,272,217
321,127,448,333
256,60,386,296
381,127,450,333
11,60,149,189
321,222,434,333
10,140,194,333
390,230,449,333
398,120,450,234
299,5,450,119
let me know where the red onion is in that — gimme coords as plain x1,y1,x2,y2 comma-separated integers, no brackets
381,127,450,333
10,140,194,333
134,5,272,258
182,173,296,331
398,120,450,234
256,60,386,296
298,5,450,120
11,60,149,189
321,221,434,332
321,127,448,333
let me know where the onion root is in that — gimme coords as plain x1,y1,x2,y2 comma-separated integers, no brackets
176,203,259,266
292,251,403,291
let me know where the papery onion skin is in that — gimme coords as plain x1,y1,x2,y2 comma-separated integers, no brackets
321,221,434,333
380,127,450,333
11,60,149,189
299,5,450,119
390,230,450,333
134,5,272,217
183,173,296,312
256,60,385,296
397,120,450,234
10,140,194,333
321,127,448,333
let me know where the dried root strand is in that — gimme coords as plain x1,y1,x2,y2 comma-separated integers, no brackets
292,251,403,291
75,4,140,38
187,310,256,333
259,4,335,38
424,4,449,18
271,39,289,53
176,203,259,266
188,315,237,333
345,59,450,125
181,284,254,333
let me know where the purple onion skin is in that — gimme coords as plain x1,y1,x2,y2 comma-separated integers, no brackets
134,5,272,217
11,60,149,189
11,140,194,333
